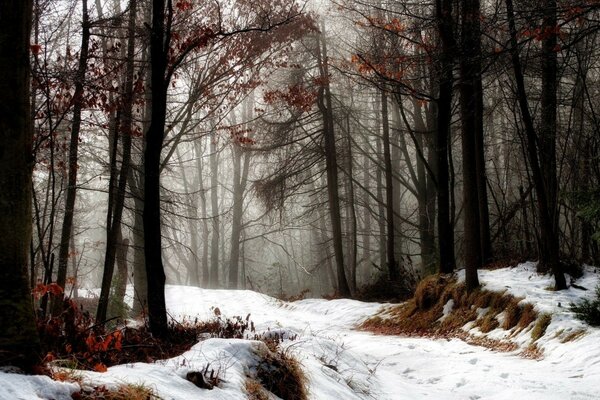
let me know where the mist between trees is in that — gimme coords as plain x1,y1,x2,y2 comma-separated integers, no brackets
2,0,600,353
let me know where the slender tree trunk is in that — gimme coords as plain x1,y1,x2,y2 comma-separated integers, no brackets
96,0,137,323
374,97,387,271
505,0,566,290
435,0,456,274
209,133,220,288
344,113,358,292
0,0,40,369
316,28,351,297
195,142,210,287
228,143,249,288
381,89,400,281
54,0,90,314
460,0,482,290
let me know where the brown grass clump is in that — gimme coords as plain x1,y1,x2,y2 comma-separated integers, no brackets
477,311,500,333
531,313,552,341
517,303,537,330
560,329,587,343
73,383,159,400
251,345,307,400
415,275,452,310
246,378,270,400
361,273,545,357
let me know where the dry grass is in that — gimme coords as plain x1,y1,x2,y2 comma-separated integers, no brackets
73,383,159,400
361,274,544,356
560,329,587,343
251,345,308,400
246,378,270,400
531,313,552,341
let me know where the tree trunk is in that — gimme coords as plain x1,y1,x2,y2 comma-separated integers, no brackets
54,0,90,314
505,0,566,290
460,0,482,291
435,0,456,274
143,0,169,337
195,142,210,287
381,89,400,281
316,28,351,297
0,0,40,369
96,0,137,323
228,143,249,288
209,133,220,288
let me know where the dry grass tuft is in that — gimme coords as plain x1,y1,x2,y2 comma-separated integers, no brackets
517,303,537,330
246,378,270,400
560,329,587,343
252,345,307,400
531,313,552,341
73,383,159,400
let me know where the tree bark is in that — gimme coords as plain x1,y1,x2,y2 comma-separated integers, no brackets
505,0,566,290
316,28,351,297
381,90,400,281
460,0,482,290
143,0,170,337
435,0,456,274
96,0,137,323
0,0,40,369
209,133,220,288
54,0,90,314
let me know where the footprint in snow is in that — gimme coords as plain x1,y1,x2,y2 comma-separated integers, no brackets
500,373,509,379
455,378,467,388
468,358,478,365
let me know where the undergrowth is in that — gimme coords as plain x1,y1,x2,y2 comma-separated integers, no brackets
36,285,259,373
570,285,600,326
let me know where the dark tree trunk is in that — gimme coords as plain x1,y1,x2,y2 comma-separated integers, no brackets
0,0,40,369
54,0,90,315
460,0,482,291
143,0,170,337
381,90,400,281
538,0,560,274
96,0,137,323
435,0,456,274
505,0,566,290
316,29,351,297
374,97,387,271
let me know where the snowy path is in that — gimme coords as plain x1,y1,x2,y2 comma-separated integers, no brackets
2,264,600,399
163,282,600,400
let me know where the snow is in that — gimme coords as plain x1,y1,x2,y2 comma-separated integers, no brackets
2,263,600,400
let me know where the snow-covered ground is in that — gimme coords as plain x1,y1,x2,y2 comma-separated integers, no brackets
1,263,600,400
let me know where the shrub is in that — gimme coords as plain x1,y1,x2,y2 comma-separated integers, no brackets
570,285,600,326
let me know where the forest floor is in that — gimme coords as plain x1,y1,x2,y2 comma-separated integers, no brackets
1,262,600,399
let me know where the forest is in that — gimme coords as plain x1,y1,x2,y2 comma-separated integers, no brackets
1,0,600,398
